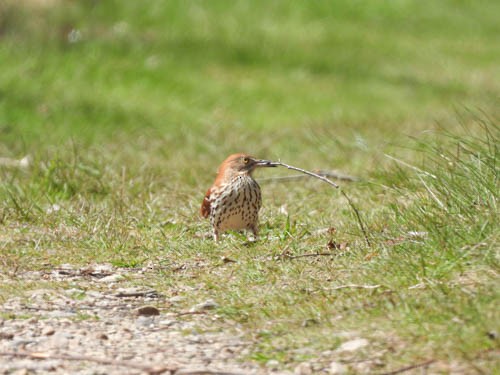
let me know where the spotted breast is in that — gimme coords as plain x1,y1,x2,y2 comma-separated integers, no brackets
201,153,276,241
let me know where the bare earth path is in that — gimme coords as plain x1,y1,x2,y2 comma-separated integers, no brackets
0,264,277,375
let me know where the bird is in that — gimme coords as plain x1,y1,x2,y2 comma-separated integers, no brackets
201,153,277,241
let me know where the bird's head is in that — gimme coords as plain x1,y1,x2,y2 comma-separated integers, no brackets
218,153,277,179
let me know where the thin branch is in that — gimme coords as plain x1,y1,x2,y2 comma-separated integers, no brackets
379,359,436,375
329,284,381,290
272,160,371,247
316,170,359,182
339,190,372,247
259,170,358,183
175,310,208,316
115,290,161,298
274,161,339,188
278,252,337,260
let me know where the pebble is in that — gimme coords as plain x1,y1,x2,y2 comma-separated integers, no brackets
266,359,280,370
294,362,313,375
98,274,124,283
329,361,348,374
136,306,160,316
336,338,369,352
0,332,14,340
65,288,84,296
42,327,55,336
92,263,114,273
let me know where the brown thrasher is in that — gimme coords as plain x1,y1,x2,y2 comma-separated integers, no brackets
201,153,277,241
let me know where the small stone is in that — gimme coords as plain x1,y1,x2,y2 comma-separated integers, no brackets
42,327,55,336
294,362,313,375
98,274,124,283
487,330,498,340
65,288,84,295
93,263,114,273
136,306,160,316
0,332,14,340
329,361,347,374
336,338,369,352
96,333,108,340
266,359,280,370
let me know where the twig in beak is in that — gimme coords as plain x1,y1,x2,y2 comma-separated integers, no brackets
274,160,339,188
272,159,371,247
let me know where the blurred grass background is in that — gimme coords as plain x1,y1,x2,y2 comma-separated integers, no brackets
1,0,499,372
1,0,499,148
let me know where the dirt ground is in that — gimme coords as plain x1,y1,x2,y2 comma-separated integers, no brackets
0,264,278,375
2,264,492,375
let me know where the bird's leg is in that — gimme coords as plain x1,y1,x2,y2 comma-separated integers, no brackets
213,230,219,242
249,225,259,242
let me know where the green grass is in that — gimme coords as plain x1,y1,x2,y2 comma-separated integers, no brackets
1,0,499,372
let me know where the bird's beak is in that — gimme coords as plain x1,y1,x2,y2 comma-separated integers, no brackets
254,159,278,168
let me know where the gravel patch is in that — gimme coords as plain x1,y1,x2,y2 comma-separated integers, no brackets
0,264,286,375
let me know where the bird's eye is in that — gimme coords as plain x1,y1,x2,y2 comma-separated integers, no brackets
243,157,250,164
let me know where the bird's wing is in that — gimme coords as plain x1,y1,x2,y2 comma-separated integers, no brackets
200,188,212,218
